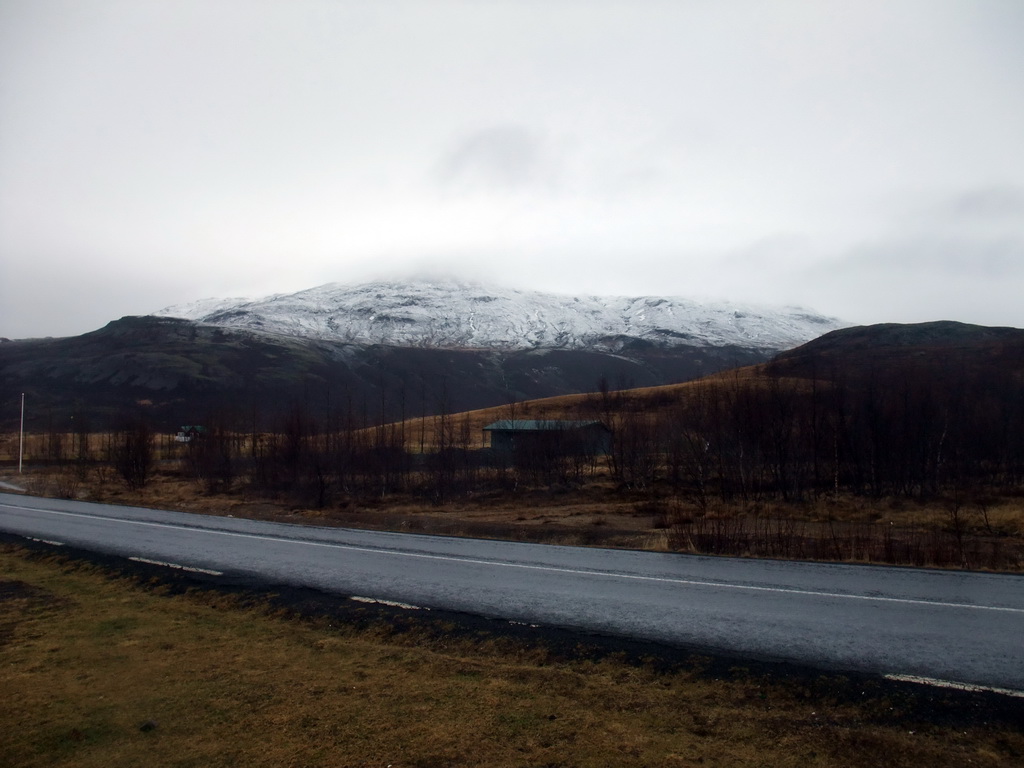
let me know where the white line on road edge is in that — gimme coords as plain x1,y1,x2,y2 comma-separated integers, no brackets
884,674,1024,698
129,556,223,576
27,536,64,546
6,503,1024,614
350,596,427,610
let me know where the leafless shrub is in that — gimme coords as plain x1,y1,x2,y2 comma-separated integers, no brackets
111,416,154,491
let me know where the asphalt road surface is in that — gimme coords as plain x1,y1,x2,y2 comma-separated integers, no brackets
2,492,1022,693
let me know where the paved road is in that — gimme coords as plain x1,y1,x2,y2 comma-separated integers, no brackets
2,492,1023,692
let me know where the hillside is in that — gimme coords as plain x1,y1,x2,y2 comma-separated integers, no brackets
3,279,845,431
0,316,769,432
473,320,1024,425
769,320,1024,377
7,318,1024,573
6,319,1024,571
156,279,845,352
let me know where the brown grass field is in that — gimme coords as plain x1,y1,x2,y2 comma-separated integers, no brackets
2,364,1023,572
2,543,1022,768
4,456,1023,570
394,366,771,452
3,423,1024,572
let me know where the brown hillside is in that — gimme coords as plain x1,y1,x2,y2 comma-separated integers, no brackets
396,365,772,450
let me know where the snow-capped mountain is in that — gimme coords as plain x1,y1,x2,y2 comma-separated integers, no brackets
155,280,846,352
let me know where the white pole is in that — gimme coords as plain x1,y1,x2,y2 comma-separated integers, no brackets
19,393,25,474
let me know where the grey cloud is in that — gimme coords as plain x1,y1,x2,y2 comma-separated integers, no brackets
435,125,553,191
783,235,1024,328
817,235,1024,277
948,185,1024,219
892,186,1024,238
3,2,1024,336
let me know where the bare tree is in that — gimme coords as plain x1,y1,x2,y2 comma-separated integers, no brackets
112,415,154,490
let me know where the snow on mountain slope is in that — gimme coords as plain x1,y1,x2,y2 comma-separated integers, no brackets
155,279,846,352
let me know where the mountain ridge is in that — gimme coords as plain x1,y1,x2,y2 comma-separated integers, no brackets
0,314,772,431
768,320,1024,381
155,279,846,352
0,281,847,431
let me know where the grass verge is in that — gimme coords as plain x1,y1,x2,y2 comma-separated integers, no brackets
1,543,1022,767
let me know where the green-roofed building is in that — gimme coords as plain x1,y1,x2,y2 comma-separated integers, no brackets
482,420,611,456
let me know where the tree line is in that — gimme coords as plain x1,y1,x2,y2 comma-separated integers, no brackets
26,354,1024,513
598,358,1024,507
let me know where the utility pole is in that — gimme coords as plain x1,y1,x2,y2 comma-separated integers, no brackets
19,393,25,474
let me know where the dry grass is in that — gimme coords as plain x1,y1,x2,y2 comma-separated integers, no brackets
5,460,1024,570
2,544,1021,768
396,365,772,452
5,359,1024,571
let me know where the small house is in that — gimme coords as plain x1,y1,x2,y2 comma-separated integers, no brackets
482,420,611,457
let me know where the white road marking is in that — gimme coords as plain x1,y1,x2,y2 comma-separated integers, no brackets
884,674,1024,698
350,596,427,610
27,536,64,546
128,556,223,576
4,502,1024,614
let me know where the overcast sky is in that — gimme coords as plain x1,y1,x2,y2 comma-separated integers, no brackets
2,0,1023,338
